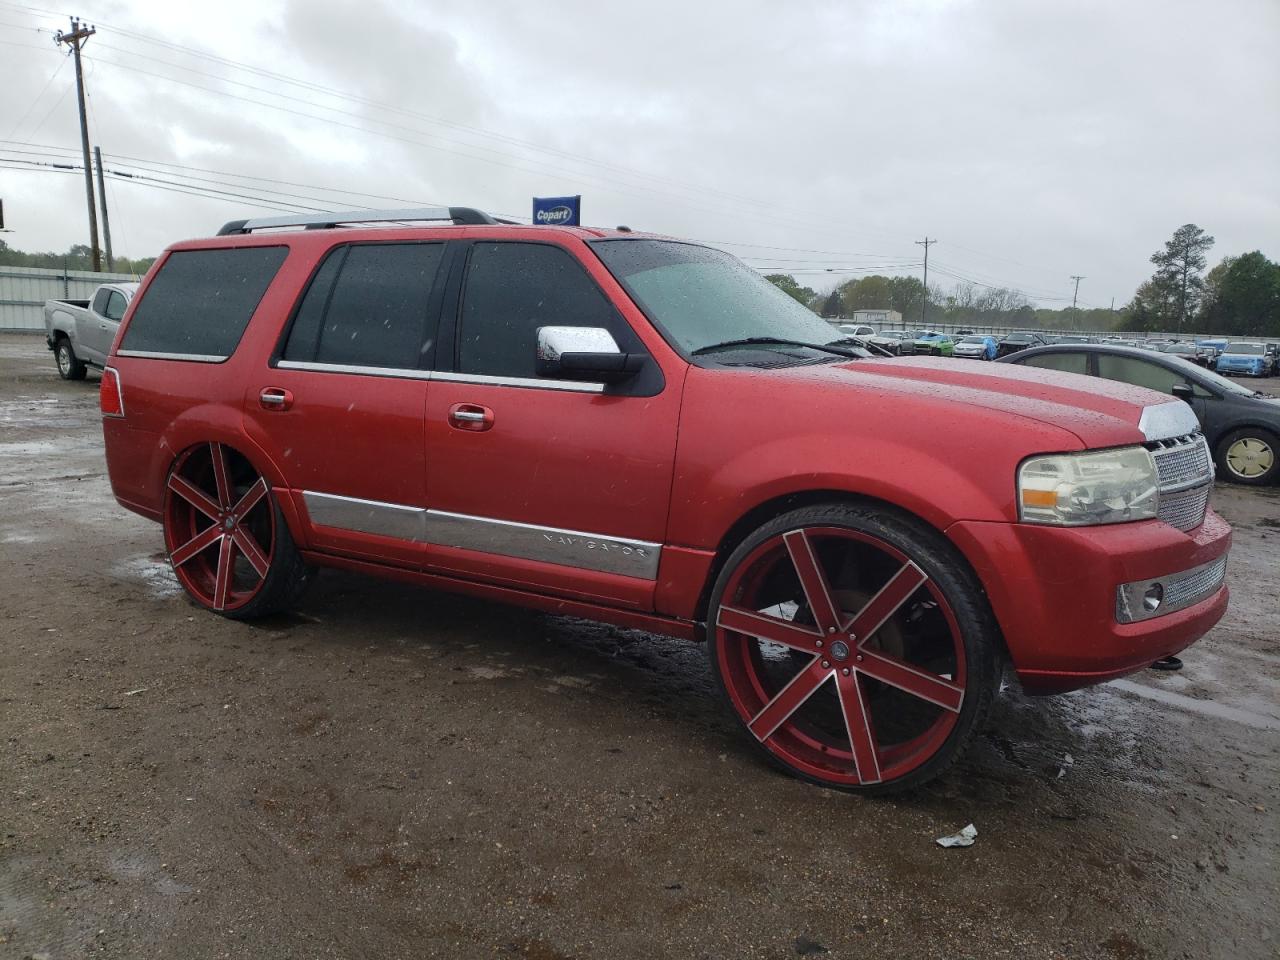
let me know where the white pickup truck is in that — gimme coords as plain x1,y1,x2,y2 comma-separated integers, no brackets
44,282,138,380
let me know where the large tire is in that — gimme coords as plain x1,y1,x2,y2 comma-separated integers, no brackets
707,502,1000,794
54,337,87,381
163,441,315,619
1214,428,1278,486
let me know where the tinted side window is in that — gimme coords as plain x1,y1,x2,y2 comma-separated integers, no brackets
121,247,287,357
283,243,444,369
1021,352,1089,375
105,291,127,321
458,242,620,378
1097,355,1182,394
92,288,111,315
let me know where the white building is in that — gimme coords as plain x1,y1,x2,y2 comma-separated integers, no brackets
850,309,902,328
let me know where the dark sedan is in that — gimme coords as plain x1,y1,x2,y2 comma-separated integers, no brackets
995,332,1047,358
999,343,1280,485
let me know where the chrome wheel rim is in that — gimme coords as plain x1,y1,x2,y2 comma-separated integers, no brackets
57,346,71,375
1226,437,1274,479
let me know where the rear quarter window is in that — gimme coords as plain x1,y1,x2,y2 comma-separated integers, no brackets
120,246,288,358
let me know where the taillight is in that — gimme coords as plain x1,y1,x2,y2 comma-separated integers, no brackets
100,366,125,418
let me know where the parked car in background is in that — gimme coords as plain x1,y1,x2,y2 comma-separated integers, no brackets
44,282,139,380
913,331,955,356
1216,342,1270,377
1161,342,1206,366
96,206,1231,793
1001,343,1280,485
835,323,877,339
1266,343,1280,376
1197,338,1229,362
878,329,918,355
953,334,998,360
995,332,1047,358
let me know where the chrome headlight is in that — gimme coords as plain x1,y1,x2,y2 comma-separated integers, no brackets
1018,446,1159,526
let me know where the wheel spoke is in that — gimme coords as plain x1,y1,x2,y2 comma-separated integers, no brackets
846,561,928,643
168,473,221,521
717,605,822,654
835,670,882,783
209,442,233,509
212,534,235,610
748,656,831,742
170,524,223,568
857,648,964,712
783,529,843,633
232,527,270,580
231,476,269,522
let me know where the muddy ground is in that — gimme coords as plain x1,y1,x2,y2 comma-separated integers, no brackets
1,332,1276,960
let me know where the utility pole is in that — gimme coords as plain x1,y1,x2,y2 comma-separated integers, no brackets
915,237,936,325
1070,275,1085,328
55,17,101,272
94,146,113,271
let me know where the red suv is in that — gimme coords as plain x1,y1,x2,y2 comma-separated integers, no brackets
100,208,1230,793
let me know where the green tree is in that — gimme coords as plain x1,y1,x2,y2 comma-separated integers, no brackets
1149,224,1215,331
764,274,817,308
820,289,843,318
1200,251,1280,337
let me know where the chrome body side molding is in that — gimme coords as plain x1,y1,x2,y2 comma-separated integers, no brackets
300,491,661,579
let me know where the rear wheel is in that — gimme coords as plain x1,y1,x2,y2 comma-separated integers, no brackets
54,338,86,381
708,503,999,794
163,442,313,618
1215,428,1277,486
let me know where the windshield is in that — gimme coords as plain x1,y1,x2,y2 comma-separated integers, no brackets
960,336,986,344
1163,344,1194,353
589,239,850,357
1225,342,1265,355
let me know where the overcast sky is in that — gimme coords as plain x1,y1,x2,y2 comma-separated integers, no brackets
1,0,1277,308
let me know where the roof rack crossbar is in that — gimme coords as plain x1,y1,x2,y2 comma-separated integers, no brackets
216,206,497,236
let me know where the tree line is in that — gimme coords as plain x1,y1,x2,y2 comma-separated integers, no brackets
768,225,1279,337
0,240,155,276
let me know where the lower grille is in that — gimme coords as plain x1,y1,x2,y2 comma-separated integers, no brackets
1116,555,1228,624
1158,484,1212,532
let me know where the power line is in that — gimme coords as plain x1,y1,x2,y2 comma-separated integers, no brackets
5,48,67,139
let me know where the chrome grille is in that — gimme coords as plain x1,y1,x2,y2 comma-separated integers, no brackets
1148,434,1212,490
1115,554,1227,623
1144,433,1213,532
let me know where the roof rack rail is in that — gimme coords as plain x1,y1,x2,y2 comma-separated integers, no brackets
216,206,498,236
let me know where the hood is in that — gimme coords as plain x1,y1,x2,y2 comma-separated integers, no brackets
775,356,1198,448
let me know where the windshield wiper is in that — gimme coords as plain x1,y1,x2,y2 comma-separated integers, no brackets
692,336,866,359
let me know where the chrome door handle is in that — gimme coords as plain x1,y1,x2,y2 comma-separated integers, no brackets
448,403,494,431
259,387,294,410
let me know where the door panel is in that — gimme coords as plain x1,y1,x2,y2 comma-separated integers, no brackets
423,239,682,607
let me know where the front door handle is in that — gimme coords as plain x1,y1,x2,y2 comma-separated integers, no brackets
259,387,294,411
448,402,494,431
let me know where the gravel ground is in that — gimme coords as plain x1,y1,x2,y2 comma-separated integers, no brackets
1,332,1277,960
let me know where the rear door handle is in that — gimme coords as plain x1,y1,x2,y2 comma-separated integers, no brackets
259,387,294,411
448,402,494,431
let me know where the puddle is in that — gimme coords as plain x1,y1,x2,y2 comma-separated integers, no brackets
113,554,183,599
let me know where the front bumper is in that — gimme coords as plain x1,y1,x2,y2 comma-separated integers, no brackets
948,509,1231,694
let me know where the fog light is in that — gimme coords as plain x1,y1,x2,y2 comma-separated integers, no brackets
1142,583,1164,613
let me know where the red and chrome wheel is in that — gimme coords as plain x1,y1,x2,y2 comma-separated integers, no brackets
708,503,999,793
163,442,311,619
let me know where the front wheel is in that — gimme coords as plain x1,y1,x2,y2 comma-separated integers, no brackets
163,442,314,618
54,338,87,381
707,503,1000,794
1215,428,1277,485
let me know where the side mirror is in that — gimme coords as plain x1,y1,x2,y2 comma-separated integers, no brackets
1172,383,1194,404
536,326,644,384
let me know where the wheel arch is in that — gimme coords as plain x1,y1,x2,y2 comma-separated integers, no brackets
691,487,1009,665
151,412,307,544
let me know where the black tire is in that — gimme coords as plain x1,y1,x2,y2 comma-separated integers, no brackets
223,503,316,620
1214,427,1278,486
705,501,1002,795
54,337,87,381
